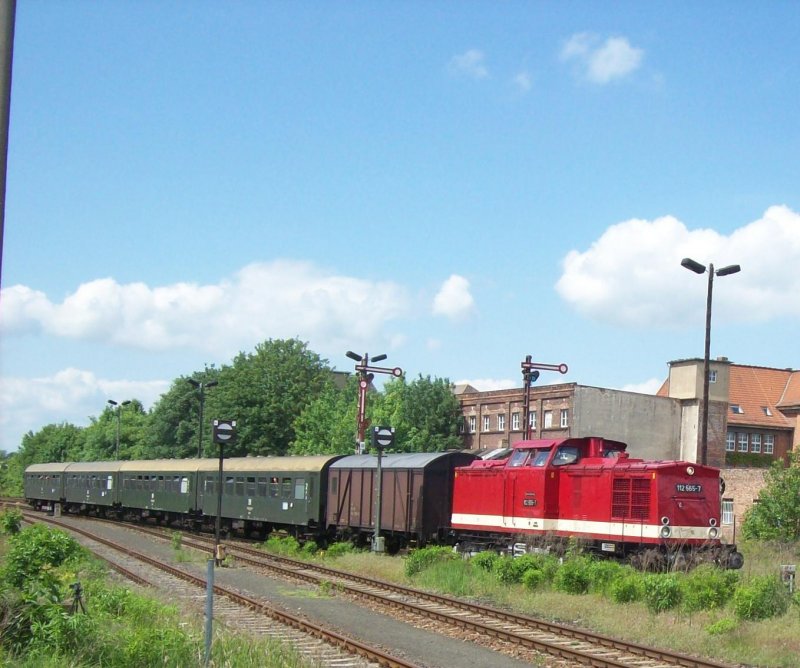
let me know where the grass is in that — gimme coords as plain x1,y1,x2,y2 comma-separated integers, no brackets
304,539,800,668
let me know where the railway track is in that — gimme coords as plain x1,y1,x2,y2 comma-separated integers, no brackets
60,515,736,668
19,511,419,668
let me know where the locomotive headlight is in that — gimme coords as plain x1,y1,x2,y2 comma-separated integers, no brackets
709,518,718,527
660,525,672,538
708,527,719,539
686,466,695,475
661,516,670,525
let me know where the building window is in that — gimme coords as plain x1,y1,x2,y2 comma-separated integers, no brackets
751,434,762,454
726,432,735,452
529,411,537,429
544,411,553,429
498,414,506,431
709,369,717,383
730,404,744,414
762,406,772,416
764,434,774,455
560,409,569,428
468,415,476,433
483,415,490,433
737,433,748,453
511,412,520,431
722,499,734,525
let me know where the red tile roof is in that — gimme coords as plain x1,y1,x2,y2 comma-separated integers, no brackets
728,365,796,429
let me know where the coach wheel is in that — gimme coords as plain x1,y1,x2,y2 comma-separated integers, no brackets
726,551,744,570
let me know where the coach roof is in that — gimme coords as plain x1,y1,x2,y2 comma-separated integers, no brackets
197,455,342,473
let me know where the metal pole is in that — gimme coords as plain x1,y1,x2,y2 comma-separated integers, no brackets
204,558,214,664
197,387,205,458
373,445,383,552
115,407,121,459
0,0,15,287
700,264,714,466
215,441,223,564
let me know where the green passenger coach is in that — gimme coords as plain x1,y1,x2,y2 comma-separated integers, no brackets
197,455,342,538
119,459,203,524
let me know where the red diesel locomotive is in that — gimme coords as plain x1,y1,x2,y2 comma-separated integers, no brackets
451,436,744,569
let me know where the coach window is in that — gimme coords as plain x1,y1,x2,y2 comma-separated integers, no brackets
225,476,235,496
257,477,267,497
282,477,292,499
246,477,256,496
235,477,245,496
107,475,114,490
204,477,215,495
180,477,189,494
294,478,306,500
269,477,280,497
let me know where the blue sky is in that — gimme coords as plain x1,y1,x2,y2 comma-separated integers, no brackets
1,2,799,452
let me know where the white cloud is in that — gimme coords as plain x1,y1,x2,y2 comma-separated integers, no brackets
513,71,532,92
560,33,643,84
0,368,169,452
454,378,517,392
0,260,411,358
556,205,800,327
448,49,489,80
619,378,665,395
432,274,475,320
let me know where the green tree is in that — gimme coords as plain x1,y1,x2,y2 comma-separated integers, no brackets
214,339,332,456
291,376,360,454
147,368,221,459
16,423,86,467
372,375,462,452
741,451,800,541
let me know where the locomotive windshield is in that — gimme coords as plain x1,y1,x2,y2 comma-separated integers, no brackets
508,447,552,467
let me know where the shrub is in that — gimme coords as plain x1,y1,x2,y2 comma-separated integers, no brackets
706,618,737,635
733,575,791,621
610,573,645,603
492,556,519,583
681,565,739,613
470,551,499,572
325,542,357,559
0,509,22,535
553,557,593,595
522,568,547,591
586,560,625,595
301,540,320,557
3,525,84,589
643,574,682,613
405,546,456,577
264,535,300,556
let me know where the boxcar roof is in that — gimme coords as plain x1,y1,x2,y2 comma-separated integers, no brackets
64,462,125,473
119,460,207,473
25,462,73,474
197,455,342,473
332,451,474,470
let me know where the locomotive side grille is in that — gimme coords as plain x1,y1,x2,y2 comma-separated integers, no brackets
611,478,630,518
612,477,651,520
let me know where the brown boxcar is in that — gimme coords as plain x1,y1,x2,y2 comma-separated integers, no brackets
326,451,477,549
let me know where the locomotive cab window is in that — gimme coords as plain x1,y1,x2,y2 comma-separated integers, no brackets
552,445,580,466
531,448,552,467
508,449,531,467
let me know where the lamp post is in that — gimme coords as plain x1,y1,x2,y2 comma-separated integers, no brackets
187,379,218,458
107,399,131,459
680,257,741,465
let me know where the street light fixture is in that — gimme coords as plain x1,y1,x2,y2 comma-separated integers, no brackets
680,257,741,465
187,378,219,458
107,399,131,460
